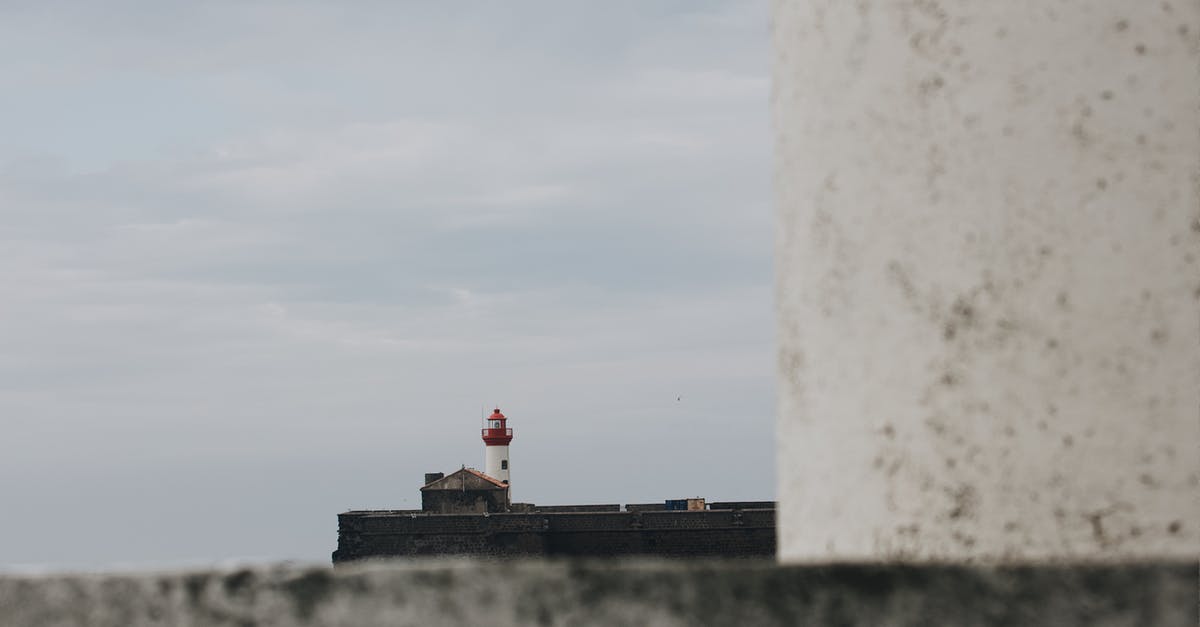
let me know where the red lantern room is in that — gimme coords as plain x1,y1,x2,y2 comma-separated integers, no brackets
482,408,513,446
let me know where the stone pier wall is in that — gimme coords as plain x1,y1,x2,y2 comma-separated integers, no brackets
333,510,776,561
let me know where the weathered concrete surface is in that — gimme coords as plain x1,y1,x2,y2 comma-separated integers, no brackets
1,560,1195,626
773,1,1200,560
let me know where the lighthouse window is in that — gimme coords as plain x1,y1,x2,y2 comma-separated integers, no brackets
501,460,508,470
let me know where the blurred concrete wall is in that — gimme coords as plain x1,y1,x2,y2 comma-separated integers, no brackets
773,0,1200,561
2,561,1195,626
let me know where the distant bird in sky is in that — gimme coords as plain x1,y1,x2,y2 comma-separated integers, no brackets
676,396,681,401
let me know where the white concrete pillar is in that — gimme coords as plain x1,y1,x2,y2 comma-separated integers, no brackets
773,0,1199,561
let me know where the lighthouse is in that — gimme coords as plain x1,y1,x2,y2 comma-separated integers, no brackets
481,408,512,485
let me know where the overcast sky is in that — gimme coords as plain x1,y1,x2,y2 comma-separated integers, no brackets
0,1,771,570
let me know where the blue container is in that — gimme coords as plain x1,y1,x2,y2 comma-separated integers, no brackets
664,499,687,511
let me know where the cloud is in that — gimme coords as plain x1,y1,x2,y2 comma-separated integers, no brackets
0,0,771,568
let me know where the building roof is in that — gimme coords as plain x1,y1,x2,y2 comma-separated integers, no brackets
420,467,508,491
463,468,508,488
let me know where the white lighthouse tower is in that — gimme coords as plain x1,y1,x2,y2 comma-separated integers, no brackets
481,408,512,485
